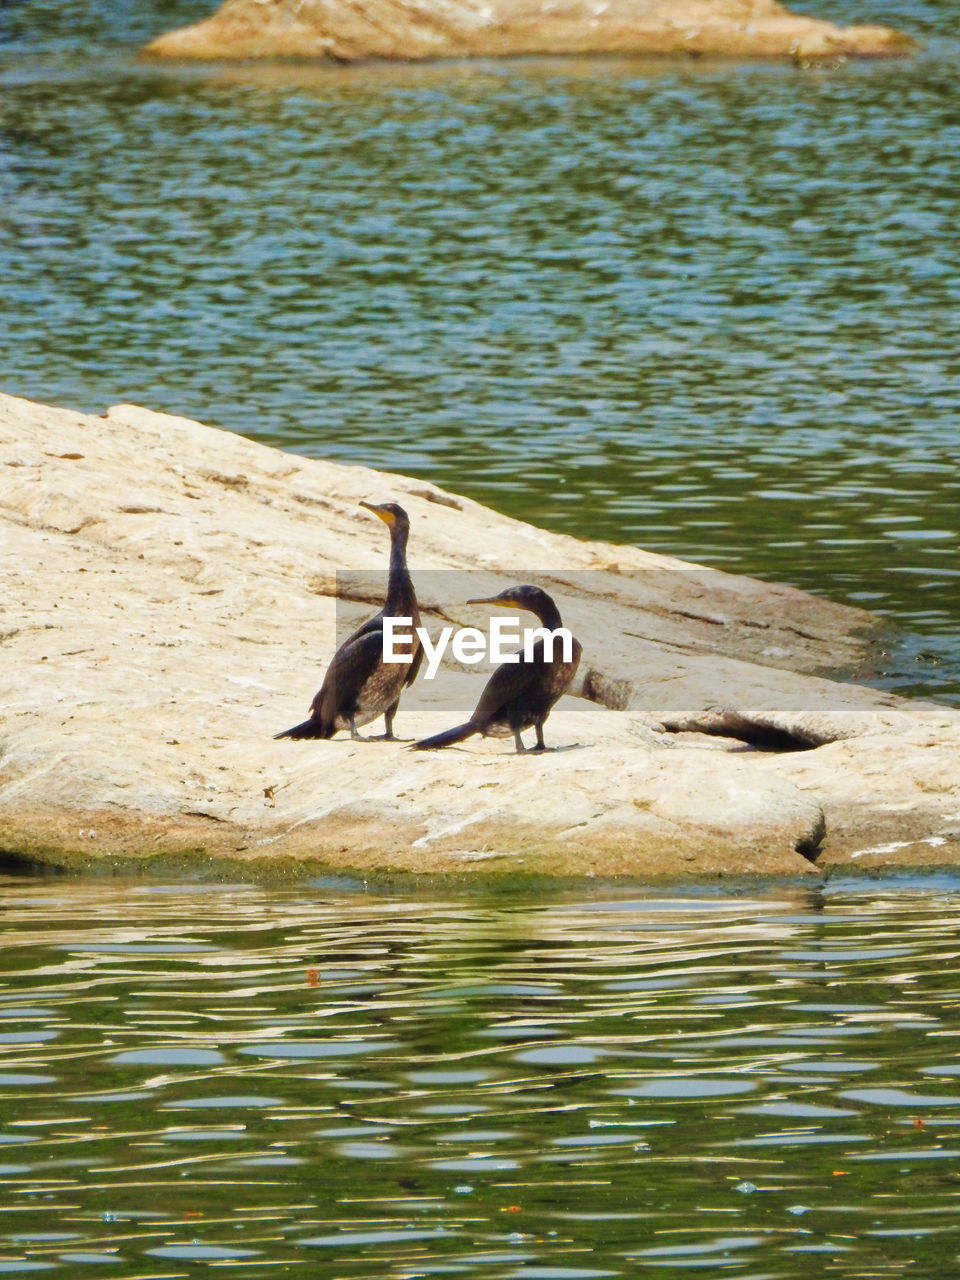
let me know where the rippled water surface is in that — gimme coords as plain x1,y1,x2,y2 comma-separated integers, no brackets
3,875,960,1275
1,1,959,699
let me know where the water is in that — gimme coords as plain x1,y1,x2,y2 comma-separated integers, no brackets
5,15,958,1266
1,2,959,701
4,875,960,1275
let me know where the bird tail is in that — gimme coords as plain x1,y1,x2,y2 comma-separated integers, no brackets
274,717,333,740
413,722,477,750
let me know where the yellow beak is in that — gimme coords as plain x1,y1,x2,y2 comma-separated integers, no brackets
360,501,395,526
467,595,516,608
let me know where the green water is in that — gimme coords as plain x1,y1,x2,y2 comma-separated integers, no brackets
4,10,960,1266
1,1,958,701
4,12,959,1266
4,875,960,1275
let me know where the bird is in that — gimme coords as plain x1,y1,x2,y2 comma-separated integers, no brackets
274,501,422,742
413,585,581,754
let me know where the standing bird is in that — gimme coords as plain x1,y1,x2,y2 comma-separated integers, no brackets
275,502,422,742
414,585,581,754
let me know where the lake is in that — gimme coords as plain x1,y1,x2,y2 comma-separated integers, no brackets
3,9,959,1270
3,873,960,1276
3,11,958,1270
2,1,958,700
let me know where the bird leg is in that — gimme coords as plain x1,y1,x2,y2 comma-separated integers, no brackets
367,701,406,741
348,716,367,741
531,723,548,752
513,729,527,754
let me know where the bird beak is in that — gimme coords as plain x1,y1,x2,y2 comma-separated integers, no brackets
360,501,395,525
466,595,515,608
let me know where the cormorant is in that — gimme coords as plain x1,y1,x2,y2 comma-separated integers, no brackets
275,501,422,742
414,585,581,754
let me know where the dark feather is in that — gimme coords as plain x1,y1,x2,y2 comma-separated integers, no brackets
413,587,580,752
414,722,477,750
275,502,421,741
468,650,542,725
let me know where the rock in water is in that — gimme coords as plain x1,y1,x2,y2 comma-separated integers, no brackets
1,390,959,879
141,0,914,64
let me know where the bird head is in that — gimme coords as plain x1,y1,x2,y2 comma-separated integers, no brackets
466,584,558,622
360,501,409,532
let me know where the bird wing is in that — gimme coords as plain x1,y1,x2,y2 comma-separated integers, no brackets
348,607,421,686
311,627,384,723
342,608,384,646
355,605,421,687
470,652,542,726
404,635,424,687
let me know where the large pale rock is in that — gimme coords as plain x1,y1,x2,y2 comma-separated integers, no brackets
1,390,958,879
141,0,913,64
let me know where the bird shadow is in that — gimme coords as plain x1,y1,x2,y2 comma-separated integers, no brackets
406,740,588,754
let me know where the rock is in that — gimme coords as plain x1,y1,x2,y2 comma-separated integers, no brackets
141,0,914,65
1,389,959,880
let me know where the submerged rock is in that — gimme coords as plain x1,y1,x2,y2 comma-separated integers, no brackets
141,0,913,65
1,390,958,879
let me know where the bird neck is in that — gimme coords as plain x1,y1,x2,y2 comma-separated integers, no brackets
385,527,411,610
530,596,563,630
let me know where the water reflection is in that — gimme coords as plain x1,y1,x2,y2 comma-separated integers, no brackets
2,876,960,1273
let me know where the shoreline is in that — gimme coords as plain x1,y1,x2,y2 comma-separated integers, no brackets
6,843,960,888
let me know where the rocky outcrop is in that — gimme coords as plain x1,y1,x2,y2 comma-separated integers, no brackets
141,0,913,65
1,390,958,880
